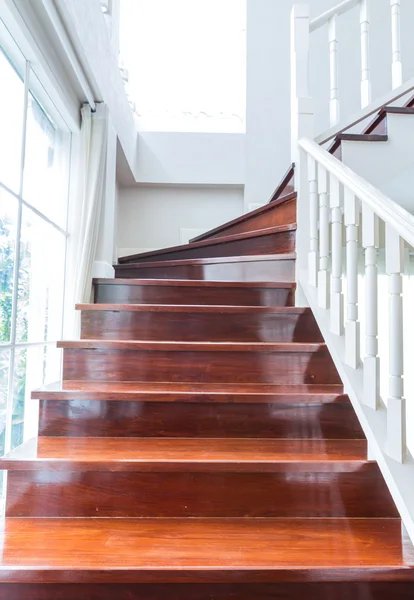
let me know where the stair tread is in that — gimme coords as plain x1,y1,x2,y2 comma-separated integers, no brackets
76,304,312,314
115,253,296,271
32,381,345,402
57,340,325,352
118,224,296,264
93,279,297,288
189,192,296,243
0,517,411,583
1,437,367,471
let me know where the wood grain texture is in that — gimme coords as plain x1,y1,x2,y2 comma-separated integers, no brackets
78,305,323,343
189,194,296,242
113,254,296,281
37,399,362,438
1,582,414,600
6,463,397,518
93,278,296,306
1,437,368,472
59,342,341,385
0,518,411,583
32,381,345,403
118,225,296,264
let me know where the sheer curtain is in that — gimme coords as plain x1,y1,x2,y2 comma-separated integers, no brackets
74,103,108,307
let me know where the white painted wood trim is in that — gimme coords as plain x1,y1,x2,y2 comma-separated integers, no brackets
310,0,360,32
298,138,414,248
360,0,371,107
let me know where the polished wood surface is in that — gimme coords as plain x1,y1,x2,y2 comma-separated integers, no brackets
38,398,362,438
189,193,296,243
6,463,397,518
118,224,296,264
93,278,296,306
269,163,295,202
2,188,413,595
78,305,323,342
0,517,411,583
0,582,413,600
1,437,368,471
113,253,296,281
59,342,341,385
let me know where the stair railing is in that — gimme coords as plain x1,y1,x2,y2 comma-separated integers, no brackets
291,3,414,545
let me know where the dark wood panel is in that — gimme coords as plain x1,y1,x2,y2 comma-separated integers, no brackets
32,381,346,403
6,464,397,518
190,194,296,242
2,437,366,472
79,307,323,343
119,226,296,264
114,255,296,281
93,280,296,306
61,344,341,385
38,399,363,439
1,582,413,600
0,518,410,583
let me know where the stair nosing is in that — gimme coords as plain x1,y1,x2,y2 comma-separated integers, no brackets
114,253,296,270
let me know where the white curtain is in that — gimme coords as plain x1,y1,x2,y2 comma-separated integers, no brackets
74,103,108,306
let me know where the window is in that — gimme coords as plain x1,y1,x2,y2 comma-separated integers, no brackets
0,21,71,502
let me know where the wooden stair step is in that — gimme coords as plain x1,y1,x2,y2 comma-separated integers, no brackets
0,517,410,583
93,278,296,306
32,381,345,402
58,340,340,385
118,224,296,264
189,192,296,242
76,304,323,342
363,105,414,135
1,437,368,472
113,253,296,281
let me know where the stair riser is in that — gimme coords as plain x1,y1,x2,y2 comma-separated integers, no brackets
0,583,410,600
206,198,296,240
114,258,295,281
62,348,341,385
38,400,363,439
80,311,323,343
127,230,295,264
6,465,396,518
94,283,295,306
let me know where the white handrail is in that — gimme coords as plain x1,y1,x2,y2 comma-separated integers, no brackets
310,0,360,32
299,137,414,248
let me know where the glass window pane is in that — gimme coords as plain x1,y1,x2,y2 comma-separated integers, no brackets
0,349,10,412
16,207,66,344
0,189,18,344
12,347,27,449
0,48,24,193
23,82,71,228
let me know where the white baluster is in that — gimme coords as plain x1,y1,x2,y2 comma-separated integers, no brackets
330,176,343,335
308,155,318,287
385,225,406,462
344,189,360,369
318,166,330,309
329,15,340,126
360,0,371,107
362,205,379,408
390,0,402,89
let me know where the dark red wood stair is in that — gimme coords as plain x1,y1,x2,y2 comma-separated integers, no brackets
0,165,413,599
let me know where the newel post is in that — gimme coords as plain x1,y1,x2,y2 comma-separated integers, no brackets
291,5,314,281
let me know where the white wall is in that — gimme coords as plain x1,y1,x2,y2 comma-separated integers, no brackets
244,0,414,209
136,132,245,186
117,187,243,256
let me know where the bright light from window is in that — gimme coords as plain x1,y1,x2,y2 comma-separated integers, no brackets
119,0,246,132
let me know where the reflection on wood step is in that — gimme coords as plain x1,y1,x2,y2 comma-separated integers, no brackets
93,278,296,306
1,437,368,472
118,224,296,264
76,304,323,342
114,254,296,281
58,341,340,385
0,517,410,583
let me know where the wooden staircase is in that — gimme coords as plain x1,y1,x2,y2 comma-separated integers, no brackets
1,177,413,599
